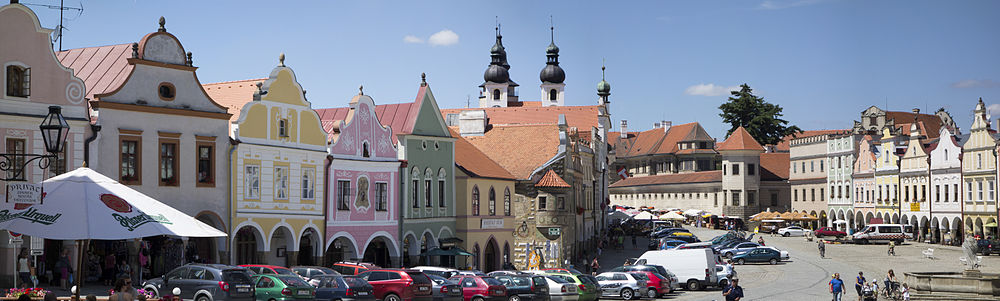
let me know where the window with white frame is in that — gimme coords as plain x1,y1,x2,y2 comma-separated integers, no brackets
274,166,288,199
989,180,995,201
302,169,315,199
245,165,260,199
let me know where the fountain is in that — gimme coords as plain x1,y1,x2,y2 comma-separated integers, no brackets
904,233,1000,300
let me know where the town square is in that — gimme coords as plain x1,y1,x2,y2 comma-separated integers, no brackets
1,1,999,300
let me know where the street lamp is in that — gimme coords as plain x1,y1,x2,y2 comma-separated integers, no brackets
0,106,71,181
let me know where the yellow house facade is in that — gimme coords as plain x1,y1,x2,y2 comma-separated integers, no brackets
230,57,329,266
875,127,900,224
962,99,997,238
899,123,930,240
452,132,516,272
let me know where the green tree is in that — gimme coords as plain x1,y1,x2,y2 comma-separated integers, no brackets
718,84,800,145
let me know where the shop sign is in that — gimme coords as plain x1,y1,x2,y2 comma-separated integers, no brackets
548,227,561,236
481,218,504,229
910,202,920,211
6,182,42,204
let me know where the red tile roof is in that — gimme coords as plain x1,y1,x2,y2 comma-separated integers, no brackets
760,152,790,181
440,105,601,129
886,111,943,139
614,122,714,158
460,124,561,180
609,170,722,187
317,102,417,144
717,127,764,151
202,78,265,123
56,44,133,100
536,169,571,188
451,128,515,180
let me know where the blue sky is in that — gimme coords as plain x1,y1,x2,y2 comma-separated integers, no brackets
27,0,1000,139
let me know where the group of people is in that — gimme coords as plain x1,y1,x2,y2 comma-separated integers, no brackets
829,270,908,301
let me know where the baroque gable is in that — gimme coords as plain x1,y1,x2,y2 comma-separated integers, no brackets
233,60,327,152
329,93,398,160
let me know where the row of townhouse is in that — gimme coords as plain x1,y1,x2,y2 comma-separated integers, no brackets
791,101,999,246
0,2,609,284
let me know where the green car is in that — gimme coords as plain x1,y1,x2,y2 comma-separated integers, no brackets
253,274,316,301
544,273,599,301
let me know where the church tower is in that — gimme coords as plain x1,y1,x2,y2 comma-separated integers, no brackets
539,23,565,107
479,25,519,107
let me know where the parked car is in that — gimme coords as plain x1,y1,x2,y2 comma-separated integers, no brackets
731,246,789,261
719,242,761,258
976,239,1000,256
731,247,783,265
292,266,340,285
450,275,507,301
675,242,712,250
541,273,598,301
242,265,298,276
252,274,316,301
357,269,433,301
426,275,463,301
493,274,549,301
607,265,675,296
456,271,487,277
814,227,847,239
649,228,690,239
143,264,256,301
412,267,461,279
333,262,380,276
712,239,747,253
538,276,578,301
851,224,911,244
637,249,718,291
776,226,811,237
594,272,646,300
714,265,733,288
664,234,699,243
313,275,375,301
485,271,522,277
656,239,687,250
539,268,585,275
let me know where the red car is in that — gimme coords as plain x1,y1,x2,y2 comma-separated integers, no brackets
240,264,298,276
449,275,507,301
333,261,380,275
814,227,847,238
358,269,433,301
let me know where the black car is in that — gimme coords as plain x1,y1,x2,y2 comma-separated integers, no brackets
493,274,549,301
143,264,255,301
314,275,374,301
712,239,747,252
977,239,1000,255
427,275,463,301
293,266,340,285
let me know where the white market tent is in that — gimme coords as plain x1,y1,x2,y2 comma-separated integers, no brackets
633,211,657,220
683,209,705,217
658,212,685,221
608,210,631,221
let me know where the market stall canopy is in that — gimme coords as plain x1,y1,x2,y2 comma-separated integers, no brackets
608,211,630,220
986,222,998,227
659,212,685,221
419,247,474,257
750,211,780,221
0,167,226,240
633,211,656,220
683,209,704,216
792,212,818,221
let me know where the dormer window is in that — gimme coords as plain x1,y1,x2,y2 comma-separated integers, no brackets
158,82,175,100
278,119,289,137
6,65,30,97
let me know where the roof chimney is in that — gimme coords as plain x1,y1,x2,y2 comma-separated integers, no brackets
662,121,671,133
912,108,920,114
459,110,487,137
653,122,660,128
620,120,628,139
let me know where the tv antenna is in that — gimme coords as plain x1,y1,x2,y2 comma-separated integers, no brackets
22,0,84,51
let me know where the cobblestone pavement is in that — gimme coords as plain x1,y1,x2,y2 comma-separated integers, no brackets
592,226,1000,301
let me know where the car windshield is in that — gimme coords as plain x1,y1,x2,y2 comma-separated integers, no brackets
630,273,648,280
279,276,310,287
319,268,338,275
427,275,447,285
223,270,253,283
510,276,532,286
545,276,569,283
482,277,503,286
274,268,296,276
342,277,367,287
407,272,432,284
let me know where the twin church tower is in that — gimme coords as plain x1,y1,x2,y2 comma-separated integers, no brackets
478,23,610,108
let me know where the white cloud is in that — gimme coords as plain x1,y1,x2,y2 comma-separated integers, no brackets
684,84,739,97
759,0,827,10
428,29,459,46
403,35,424,44
952,79,1000,89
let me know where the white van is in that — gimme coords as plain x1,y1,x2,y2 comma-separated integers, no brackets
636,248,718,291
852,224,911,244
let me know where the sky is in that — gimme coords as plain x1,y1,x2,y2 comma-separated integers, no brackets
23,0,1000,139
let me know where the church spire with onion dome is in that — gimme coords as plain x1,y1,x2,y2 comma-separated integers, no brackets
540,16,566,107
479,20,519,107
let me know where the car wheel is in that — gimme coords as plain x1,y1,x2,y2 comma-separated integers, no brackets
782,232,790,237
769,258,778,265
196,295,211,301
510,295,521,301
646,288,657,298
473,297,484,301
737,258,745,265
686,280,701,291
724,252,732,258
386,294,402,301
719,279,728,288
143,286,159,298
620,288,633,300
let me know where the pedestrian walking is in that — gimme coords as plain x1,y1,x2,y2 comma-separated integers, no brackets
757,236,765,246
830,273,845,301
887,240,896,256
900,283,910,301
18,250,31,288
818,239,826,258
722,278,743,301
855,272,866,301
590,257,600,276
617,235,624,250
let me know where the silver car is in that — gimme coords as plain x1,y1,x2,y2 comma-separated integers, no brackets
595,272,646,300
541,275,579,301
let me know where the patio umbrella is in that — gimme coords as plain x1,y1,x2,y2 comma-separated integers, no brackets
778,212,799,220
792,212,819,221
658,212,685,221
607,211,630,221
683,209,704,216
0,167,226,239
633,211,656,220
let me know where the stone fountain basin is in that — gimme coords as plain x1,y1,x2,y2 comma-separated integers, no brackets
905,271,1000,297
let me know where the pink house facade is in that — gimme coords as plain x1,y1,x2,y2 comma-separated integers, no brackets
325,92,401,267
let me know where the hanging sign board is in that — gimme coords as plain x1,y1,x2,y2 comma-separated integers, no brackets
6,182,42,205
29,236,43,256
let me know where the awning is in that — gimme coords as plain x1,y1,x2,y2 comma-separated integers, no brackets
419,247,474,257
986,222,998,228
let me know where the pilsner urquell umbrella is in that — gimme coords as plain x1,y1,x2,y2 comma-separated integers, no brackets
0,167,227,239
